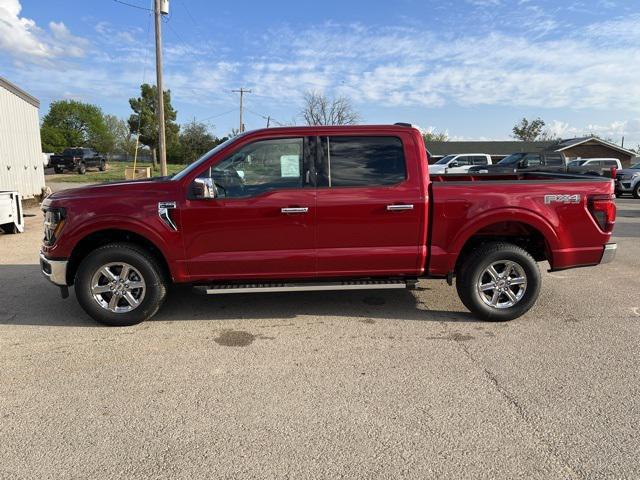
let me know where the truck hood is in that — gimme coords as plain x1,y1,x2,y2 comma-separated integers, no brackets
428,165,447,174
616,168,640,177
46,177,175,203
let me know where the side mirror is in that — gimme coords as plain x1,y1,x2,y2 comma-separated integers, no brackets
449,161,459,168
519,160,529,168
192,177,217,199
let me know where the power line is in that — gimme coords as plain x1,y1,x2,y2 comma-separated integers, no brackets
112,0,152,12
196,107,238,123
244,107,285,127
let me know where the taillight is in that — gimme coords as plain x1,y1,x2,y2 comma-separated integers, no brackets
588,195,616,233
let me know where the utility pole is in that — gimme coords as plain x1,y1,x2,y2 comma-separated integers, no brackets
232,88,251,132
266,116,271,128
154,0,168,176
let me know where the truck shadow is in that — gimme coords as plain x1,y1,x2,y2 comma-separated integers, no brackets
0,265,476,327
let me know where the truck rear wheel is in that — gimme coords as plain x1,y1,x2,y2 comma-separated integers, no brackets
77,162,86,174
75,243,167,326
456,242,541,321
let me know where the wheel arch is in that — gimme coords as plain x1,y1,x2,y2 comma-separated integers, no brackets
451,209,560,273
66,228,173,285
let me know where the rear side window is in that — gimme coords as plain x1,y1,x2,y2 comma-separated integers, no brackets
603,160,618,167
318,136,406,187
472,156,488,165
545,154,563,166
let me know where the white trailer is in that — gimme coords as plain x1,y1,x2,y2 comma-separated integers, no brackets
0,77,45,198
0,191,24,234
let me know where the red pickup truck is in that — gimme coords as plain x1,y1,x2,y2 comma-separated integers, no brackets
40,124,617,326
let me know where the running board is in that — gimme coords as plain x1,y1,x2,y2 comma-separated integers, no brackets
194,279,415,295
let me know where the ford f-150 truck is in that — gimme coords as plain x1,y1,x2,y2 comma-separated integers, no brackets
40,125,617,326
50,147,106,174
467,151,617,177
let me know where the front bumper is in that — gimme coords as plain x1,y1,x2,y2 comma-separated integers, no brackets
40,253,68,286
600,243,617,264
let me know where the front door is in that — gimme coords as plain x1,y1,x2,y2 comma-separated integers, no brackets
180,137,316,281
314,134,425,277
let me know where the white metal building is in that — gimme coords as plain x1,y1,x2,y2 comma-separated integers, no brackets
0,77,45,198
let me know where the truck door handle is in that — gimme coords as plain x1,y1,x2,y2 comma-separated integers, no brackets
281,207,309,214
386,204,414,211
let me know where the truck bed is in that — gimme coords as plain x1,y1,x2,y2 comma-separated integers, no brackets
427,171,614,276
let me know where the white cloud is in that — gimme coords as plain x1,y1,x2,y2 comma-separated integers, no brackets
0,0,86,61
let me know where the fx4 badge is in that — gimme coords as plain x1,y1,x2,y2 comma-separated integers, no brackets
544,194,581,204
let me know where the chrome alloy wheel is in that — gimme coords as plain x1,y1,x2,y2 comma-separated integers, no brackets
476,260,527,309
90,262,146,313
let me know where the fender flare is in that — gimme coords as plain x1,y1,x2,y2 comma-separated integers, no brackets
449,207,560,261
66,216,177,276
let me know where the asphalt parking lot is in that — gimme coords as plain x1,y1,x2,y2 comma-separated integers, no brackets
1,198,638,479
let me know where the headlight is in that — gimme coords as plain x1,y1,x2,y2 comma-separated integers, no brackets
43,207,66,246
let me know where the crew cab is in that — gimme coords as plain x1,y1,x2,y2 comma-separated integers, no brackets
428,153,492,174
468,151,617,177
50,147,106,174
40,125,617,326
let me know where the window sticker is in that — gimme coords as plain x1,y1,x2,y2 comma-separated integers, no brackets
280,155,300,178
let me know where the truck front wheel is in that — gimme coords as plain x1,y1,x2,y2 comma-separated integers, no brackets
456,242,541,321
75,243,167,326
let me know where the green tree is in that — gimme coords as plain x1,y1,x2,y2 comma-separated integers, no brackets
104,114,137,156
171,121,228,164
128,84,179,166
423,130,449,143
40,124,66,153
511,117,547,141
40,100,113,153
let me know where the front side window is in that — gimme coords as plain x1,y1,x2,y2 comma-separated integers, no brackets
524,154,541,167
195,138,305,198
318,136,406,187
454,156,471,166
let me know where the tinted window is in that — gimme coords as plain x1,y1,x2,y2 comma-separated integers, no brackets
603,160,618,167
62,148,83,156
454,156,471,166
523,154,541,167
472,156,488,165
197,138,304,198
545,154,564,166
319,136,406,187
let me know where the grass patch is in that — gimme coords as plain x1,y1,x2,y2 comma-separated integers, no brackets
47,162,186,183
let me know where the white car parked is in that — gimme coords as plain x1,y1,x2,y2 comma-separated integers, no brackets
429,154,492,174
566,158,622,172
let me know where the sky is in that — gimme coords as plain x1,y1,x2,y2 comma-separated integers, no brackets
1,0,640,148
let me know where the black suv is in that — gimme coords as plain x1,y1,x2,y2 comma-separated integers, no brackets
50,148,106,174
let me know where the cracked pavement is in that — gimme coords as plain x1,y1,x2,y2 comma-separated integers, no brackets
0,198,638,479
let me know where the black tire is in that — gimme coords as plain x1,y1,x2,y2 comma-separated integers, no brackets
456,242,541,321
99,160,106,171
74,243,167,326
0,223,19,234
77,162,86,174
54,166,63,174
633,183,640,199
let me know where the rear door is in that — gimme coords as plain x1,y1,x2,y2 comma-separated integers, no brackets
314,134,424,277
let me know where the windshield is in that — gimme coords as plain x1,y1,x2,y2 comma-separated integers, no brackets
497,153,526,165
568,160,586,167
631,162,640,169
434,155,456,165
172,136,240,181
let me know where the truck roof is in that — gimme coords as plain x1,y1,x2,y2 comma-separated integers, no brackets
242,124,420,136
